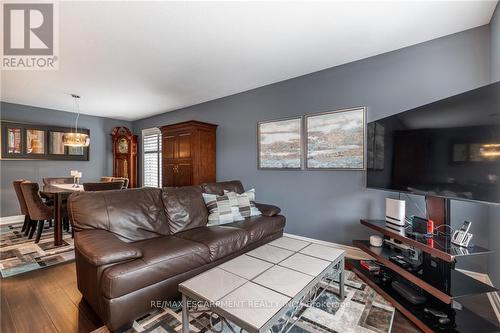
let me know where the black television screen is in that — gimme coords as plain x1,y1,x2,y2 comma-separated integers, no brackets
366,82,500,205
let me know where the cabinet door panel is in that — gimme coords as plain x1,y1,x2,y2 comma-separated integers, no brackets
175,163,193,186
177,133,191,159
163,135,176,160
163,163,176,187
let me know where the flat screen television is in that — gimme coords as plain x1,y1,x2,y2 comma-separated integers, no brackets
366,81,500,205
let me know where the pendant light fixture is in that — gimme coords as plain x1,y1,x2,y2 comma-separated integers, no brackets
63,94,90,147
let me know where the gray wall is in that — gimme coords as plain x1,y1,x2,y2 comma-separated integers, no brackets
0,102,131,217
133,26,492,249
1,23,496,284
492,3,500,82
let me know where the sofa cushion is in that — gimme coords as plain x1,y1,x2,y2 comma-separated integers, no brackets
201,180,244,195
175,226,249,261
101,236,210,298
225,215,285,244
224,189,262,218
162,186,208,233
202,192,244,225
69,187,169,242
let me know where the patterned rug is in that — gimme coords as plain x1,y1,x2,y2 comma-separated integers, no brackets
0,223,75,277
92,270,394,333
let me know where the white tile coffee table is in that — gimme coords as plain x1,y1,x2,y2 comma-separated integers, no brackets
179,236,345,333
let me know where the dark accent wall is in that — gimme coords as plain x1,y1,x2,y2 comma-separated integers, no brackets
0,102,131,216
133,26,492,249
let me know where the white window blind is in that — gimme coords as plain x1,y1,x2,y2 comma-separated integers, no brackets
142,128,162,187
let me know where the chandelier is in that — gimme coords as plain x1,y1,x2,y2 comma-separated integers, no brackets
63,94,90,147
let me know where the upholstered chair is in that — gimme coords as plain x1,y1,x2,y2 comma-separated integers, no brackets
20,181,54,243
100,176,114,182
112,177,129,189
83,181,124,191
12,179,32,234
101,177,129,189
42,177,74,185
41,177,74,207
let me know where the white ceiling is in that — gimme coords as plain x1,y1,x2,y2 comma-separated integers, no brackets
1,1,498,121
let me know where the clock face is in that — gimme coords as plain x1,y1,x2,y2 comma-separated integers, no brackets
117,138,129,153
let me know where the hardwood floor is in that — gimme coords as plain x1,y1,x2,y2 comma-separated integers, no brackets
0,262,422,333
1,263,102,333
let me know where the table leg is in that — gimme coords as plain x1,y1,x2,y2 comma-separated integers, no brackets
182,294,189,333
54,193,63,246
339,257,345,299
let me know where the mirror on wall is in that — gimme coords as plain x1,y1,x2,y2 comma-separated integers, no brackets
1,121,90,161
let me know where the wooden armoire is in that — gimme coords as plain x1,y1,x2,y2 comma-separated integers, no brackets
160,121,217,187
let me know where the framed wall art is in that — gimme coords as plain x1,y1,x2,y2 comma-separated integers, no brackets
258,117,302,169
305,107,365,170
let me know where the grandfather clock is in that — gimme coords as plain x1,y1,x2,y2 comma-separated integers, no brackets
111,126,138,188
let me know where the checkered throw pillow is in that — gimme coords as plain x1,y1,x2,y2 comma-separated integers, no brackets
224,188,262,218
202,193,244,225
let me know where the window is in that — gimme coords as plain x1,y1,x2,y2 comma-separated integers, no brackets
142,128,162,187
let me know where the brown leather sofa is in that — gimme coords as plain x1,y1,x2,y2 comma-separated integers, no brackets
68,180,285,331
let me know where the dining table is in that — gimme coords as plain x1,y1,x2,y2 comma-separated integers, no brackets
41,183,84,246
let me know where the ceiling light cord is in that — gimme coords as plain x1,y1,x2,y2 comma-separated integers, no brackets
71,94,81,134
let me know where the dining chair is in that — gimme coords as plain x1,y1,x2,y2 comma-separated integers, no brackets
42,177,74,185
100,176,114,182
41,177,74,206
83,181,124,191
20,181,55,243
12,179,32,235
101,177,129,189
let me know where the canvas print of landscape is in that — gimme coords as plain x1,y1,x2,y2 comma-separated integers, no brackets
259,118,302,168
307,108,365,169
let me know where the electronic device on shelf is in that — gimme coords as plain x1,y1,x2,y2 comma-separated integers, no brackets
412,215,434,236
384,238,421,261
423,307,453,329
385,198,406,234
389,255,411,269
391,280,427,305
451,221,473,247
360,260,380,273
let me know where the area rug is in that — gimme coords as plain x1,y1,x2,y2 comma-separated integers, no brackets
92,270,395,333
0,223,75,277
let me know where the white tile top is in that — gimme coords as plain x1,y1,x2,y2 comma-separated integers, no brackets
180,236,345,331
179,268,246,302
219,254,274,280
269,236,310,252
245,244,294,264
299,243,345,262
279,252,331,276
252,265,314,297
218,282,290,329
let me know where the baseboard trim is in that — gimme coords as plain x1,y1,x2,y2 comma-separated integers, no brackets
0,215,25,226
283,233,372,260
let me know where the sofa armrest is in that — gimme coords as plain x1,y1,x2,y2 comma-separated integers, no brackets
255,202,281,217
74,229,142,266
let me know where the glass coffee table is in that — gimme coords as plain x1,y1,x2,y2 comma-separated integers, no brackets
179,236,345,333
